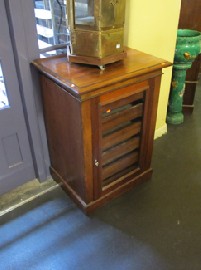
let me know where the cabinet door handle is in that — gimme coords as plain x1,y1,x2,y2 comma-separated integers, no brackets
95,160,99,167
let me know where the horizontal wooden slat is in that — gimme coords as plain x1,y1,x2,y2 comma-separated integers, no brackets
100,81,148,105
101,91,144,113
102,136,140,166
102,151,139,180
102,103,143,133
102,121,141,151
102,104,131,119
102,165,138,187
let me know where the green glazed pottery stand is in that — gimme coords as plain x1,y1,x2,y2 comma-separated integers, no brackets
167,29,201,125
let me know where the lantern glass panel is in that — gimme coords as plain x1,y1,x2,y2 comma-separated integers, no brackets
75,0,95,25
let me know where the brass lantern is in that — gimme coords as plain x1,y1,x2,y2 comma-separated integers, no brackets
66,0,126,69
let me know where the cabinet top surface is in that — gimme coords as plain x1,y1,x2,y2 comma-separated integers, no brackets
32,48,171,99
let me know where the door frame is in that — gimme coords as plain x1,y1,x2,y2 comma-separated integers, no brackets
4,0,50,181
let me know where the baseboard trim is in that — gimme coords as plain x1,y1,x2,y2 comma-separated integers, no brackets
154,124,167,140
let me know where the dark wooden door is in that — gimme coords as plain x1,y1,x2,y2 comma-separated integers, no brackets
98,87,144,191
0,1,35,195
92,77,161,199
179,0,201,31
178,0,201,112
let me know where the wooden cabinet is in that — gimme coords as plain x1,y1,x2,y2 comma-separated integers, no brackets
33,48,171,213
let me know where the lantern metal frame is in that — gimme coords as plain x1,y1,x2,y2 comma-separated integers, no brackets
66,0,126,68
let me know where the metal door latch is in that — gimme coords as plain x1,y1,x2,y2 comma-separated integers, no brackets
95,160,99,167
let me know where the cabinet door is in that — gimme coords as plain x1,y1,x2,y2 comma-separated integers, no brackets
92,80,152,199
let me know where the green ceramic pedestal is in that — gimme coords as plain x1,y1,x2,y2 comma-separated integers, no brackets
167,29,201,125
167,68,186,124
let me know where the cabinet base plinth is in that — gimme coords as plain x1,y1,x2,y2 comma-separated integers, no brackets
51,167,153,214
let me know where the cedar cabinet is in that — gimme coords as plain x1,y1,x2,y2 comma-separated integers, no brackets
33,48,171,213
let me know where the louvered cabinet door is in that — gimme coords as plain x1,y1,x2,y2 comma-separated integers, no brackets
92,81,150,199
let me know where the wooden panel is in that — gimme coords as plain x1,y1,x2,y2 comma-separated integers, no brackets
139,76,162,171
183,54,201,112
102,136,140,166
100,82,146,105
81,100,94,202
102,121,141,151
91,96,103,199
102,165,138,187
102,151,139,180
41,76,87,201
102,103,143,133
100,88,144,188
178,0,201,111
32,48,171,100
101,91,144,112
178,0,201,31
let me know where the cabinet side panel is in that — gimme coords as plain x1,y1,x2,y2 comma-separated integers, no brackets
41,76,86,201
